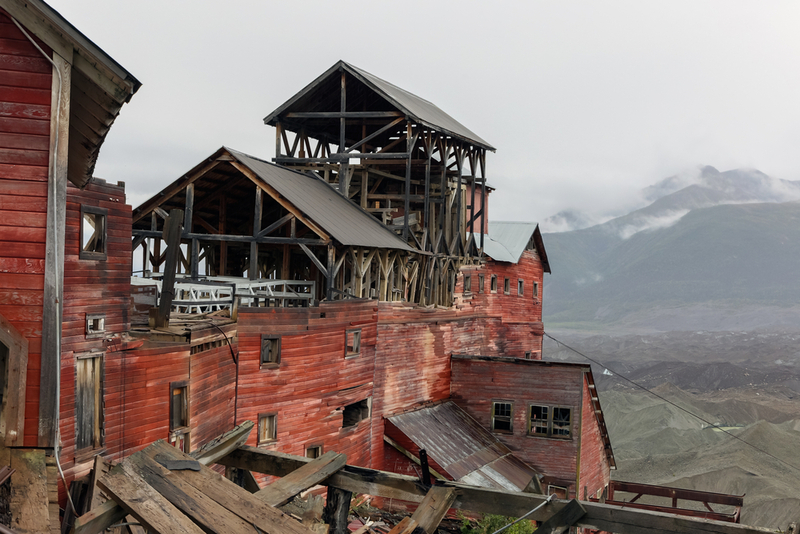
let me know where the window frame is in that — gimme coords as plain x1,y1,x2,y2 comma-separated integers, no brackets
345,328,362,359
258,413,278,445
528,404,573,439
306,443,323,459
80,205,109,261
490,275,498,293
478,274,485,293
75,352,104,456
517,279,524,296
504,277,511,295
491,400,514,434
260,335,281,369
463,274,472,294
169,381,189,433
532,281,539,299
85,313,106,339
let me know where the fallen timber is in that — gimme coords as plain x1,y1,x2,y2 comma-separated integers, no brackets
73,421,780,534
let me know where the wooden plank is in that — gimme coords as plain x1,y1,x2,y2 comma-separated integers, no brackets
322,486,351,534
410,486,456,534
147,441,318,534
9,449,51,534
98,461,205,534
386,517,418,534
219,447,776,534
125,452,257,534
257,451,346,507
535,499,585,534
189,420,254,466
73,500,127,534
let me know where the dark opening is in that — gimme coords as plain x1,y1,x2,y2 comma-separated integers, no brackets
342,399,370,428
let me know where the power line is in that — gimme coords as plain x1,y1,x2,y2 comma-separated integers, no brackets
544,331,800,476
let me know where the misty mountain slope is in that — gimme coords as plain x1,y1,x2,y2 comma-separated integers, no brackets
543,200,800,328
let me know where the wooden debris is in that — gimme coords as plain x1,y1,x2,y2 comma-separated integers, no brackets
190,420,254,466
323,486,352,534
409,486,456,534
534,499,585,534
258,451,347,507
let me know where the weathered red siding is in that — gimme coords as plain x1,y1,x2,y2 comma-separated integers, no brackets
578,376,611,499
0,10,52,447
451,357,588,496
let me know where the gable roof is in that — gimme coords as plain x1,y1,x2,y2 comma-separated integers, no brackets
133,147,416,253
1,0,141,188
472,221,551,272
264,60,494,151
386,401,541,492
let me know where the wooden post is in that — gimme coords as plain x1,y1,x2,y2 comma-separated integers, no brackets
190,238,199,279
418,449,431,487
323,486,352,534
403,121,412,241
479,151,486,252
219,194,227,276
154,209,184,328
339,71,346,153
410,486,457,534
250,186,262,280
326,244,335,300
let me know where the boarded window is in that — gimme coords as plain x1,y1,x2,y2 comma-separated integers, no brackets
306,444,323,459
260,336,281,368
464,274,472,293
491,401,513,433
342,398,370,428
479,274,485,293
490,275,497,293
75,355,103,451
345,329,361,357
529,404,572,439
504,278,510,295
258,413,277,445
80,205,108,260
170,383,188,431
85,314,105,338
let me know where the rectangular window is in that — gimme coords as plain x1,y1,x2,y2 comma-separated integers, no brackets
464,274,472,293
533,282,539,298
260,335,281,368
342,398,371,428
504,277,510,295
479,274,485,293
548,485,568,499
170,382,188,431
525,351,532,360
75,354,103,451
529,404,572,439
490,275,498,293
306,444,323,459
80,205,108,260
85,314,105,339
345,329,361,358
518,279,524,296
258,413,277,445
491,401,513,433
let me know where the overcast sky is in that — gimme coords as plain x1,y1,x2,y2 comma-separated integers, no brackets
51,1,800,224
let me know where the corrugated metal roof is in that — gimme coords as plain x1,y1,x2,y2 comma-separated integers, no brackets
264,60,494,151
227,148,417,252
386,401,540,492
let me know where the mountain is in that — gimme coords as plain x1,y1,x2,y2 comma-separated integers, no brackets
542,167,800,331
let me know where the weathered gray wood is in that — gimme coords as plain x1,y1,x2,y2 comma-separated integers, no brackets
258,213,294,238
98,462,204,534
346,117,405,153
257,451,346,507
219,446,775,534
535,499,585,534
73,500,128,534
190,420,254,466
154,209,184,328
299,243,328,279
323,486,352,534
250,186,262,280
410,486,456,534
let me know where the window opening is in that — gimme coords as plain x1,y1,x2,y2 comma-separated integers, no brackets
345,329,361,357
518,279,524,296
491,401,513,433
85,314,105,338
306,444,323,459
533,282,539,298
504,278,510,295
76,354,103,451
529,404,572,438
548,485,568,499
260,335,281,368
342,398,370,428
464,274,472,293
525,351,532,360
80,205,108,260
258,413,277,445
479,274,485,293
490,275,497,293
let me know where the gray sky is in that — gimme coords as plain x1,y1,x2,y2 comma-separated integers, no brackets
53,0,800,223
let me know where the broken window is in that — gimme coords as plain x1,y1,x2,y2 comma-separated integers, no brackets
464,274,472,293
85,314,105,339
533,282,539,299
170,382,188,431
342,398,370,428
490,275,497,293
529,404,572,439
504,277,510,295
258,413,277,445
80,205,108,260
548,485,568,499
479,274,485,293
518,279,524,296
491,401,513,433
75,354,103,451
306,444,323,459
260,335,281,368
345,329,361,358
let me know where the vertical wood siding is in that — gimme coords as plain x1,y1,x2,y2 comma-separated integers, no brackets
578,376,611,499
0,10,52,447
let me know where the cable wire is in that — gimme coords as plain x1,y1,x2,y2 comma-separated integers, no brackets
544,331,800,475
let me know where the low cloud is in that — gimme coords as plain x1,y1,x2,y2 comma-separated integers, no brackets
615,209,690,239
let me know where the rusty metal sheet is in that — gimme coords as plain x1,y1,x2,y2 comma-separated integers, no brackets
387,401,539,492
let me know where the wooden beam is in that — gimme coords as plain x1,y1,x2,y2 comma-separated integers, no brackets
410,486,457,534
190,420,254,466
535,499,586,534
73,500,127,534
347,117,405,153
286,111,403,119
154,209,184,328
383,436,445,481
258,213,294,238
323,486,352,534
299,243,328,278
218,447,775,534
257,451,346,507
